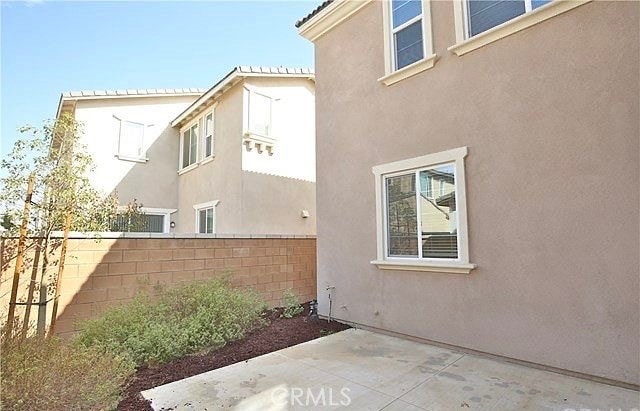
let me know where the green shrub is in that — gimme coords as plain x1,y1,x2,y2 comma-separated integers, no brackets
76,278,266,366
282,289,304,318
1,334,133,411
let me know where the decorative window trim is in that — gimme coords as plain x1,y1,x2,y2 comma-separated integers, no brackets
379,0,436,86
193,200,219,234
243,86,277,154
371,146,476,274
449,0,591,56
113,115,149,162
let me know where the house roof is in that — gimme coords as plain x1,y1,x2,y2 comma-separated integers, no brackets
56,88,206,119
170,66,315,128
295,0,334,28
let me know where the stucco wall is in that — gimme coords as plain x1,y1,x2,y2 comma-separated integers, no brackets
313,1,639,384
241,76,316,182
176,79,317,235
74,95,198,210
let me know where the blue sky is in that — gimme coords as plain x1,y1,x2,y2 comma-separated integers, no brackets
0,0,315,157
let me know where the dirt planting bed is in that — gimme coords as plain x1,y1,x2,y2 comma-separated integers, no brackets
118,303,349,410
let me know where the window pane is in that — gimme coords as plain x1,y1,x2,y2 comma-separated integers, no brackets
419,165,458,259
386,173,418,257
206,208,214,233
189,125,198,164
205,113,213,136
145,214,165,233
205,136,212,157
394,20,424,69
392,0,422,28
119,120,144,158
199,209,207,233
182,131,190,168
468,0,526,36
249,92,272,136
532,0,550,9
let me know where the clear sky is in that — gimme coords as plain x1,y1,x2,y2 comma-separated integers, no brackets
0,0,316,158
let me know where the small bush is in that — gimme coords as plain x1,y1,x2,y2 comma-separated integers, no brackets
1,335,133,411
76,278,266,366
282,289,304,318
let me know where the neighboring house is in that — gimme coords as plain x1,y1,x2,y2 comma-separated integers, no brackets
56,66,316,235
297,0,639,387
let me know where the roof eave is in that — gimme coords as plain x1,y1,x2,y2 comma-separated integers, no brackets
297,0,372,42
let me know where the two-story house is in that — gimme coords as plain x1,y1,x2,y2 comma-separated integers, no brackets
56,66,316,235
297,0,639,387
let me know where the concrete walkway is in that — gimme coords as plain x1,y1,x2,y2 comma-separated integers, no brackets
142,329,639,410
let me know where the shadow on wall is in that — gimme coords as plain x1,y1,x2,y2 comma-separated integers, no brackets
0,236,318,337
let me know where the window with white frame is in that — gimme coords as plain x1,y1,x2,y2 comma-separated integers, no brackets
389,0,427,70
194,200,219,234
116,118,145,160
203,111,214,159
110,207,175,233
465,0,550,37
247,90,273,137
181,122,198,169
372,147,475,273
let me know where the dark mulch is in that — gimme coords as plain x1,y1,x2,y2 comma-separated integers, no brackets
117,303,350,410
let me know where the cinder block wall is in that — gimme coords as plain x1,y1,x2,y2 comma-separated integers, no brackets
0,235,317,337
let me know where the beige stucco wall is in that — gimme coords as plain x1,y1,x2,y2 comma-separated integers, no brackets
313,1,639,385
241,76,316,182
176,79,316,235
74,95,198,210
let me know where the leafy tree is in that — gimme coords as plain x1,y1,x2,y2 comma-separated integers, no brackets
0,114,133,336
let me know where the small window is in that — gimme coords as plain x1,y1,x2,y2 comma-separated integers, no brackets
198,208,214,234
194,200,219,234
181,123,198,169
372,147,475,273
117,119,145,160
247,91,272,137
203,112,214,159
466,0,550,37
111,213,164,233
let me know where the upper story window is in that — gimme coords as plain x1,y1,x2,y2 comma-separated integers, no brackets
181,122,198,169
115,117,146,161
203,111,214,159
247,90,273,137
465,0,550,37
372,147,475,274
379,0,435,86
391,0,425,70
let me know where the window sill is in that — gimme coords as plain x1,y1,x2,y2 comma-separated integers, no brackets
378,54,437,86
115,154,148,163
448,0,591,56
371,260,476,274
200,156,215,166
243,132,276,145
178,163,198,175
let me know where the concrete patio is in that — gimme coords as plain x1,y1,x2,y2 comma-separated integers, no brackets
142,329,639,410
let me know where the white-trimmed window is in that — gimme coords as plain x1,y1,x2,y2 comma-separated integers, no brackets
464,0,550,37
193,200,219,234
111,207,176,233
203,111,214,159
380,0,435,85
247,90,273,137
371,147,475,274
181,122,198,169
115,116,146,161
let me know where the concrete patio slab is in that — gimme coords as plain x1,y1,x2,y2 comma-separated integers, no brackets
142,328,639,410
